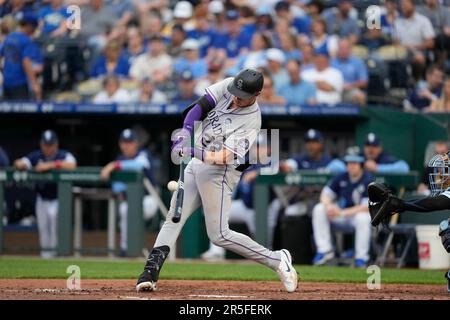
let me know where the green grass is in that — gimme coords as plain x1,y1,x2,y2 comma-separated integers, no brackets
0,257,446,285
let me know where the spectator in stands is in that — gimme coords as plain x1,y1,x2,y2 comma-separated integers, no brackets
259,73,286,105
299,42,315,69
226,31,272,75
37,0,70,37
186,7,216,58
90,40,130,79
311,151,373,267
359,27,390,53
194,57,225,97
140,13,164,44
331,38,368,106
166,24,187,58
322,0,360,44
278,31,302,61
100,129,158,256
172,70,200,104
280,129,331,172
426,77,450,112
130,35,173,84
14,130,77,258
104,0,135,28
0,0,34,20
301,50,344,105
380,0,399,37
0,146,9,167
306,18,338,58
122,27,146,66
93,75,132,104
274,1,311,36
208,0,226,33
417,0,450,58
363,133,410,174
212,10,252,61
306,0,325,23
80,0,118,56
417,140,449,195
1,13,41,101
160,1,195,38
279,59,316,105
405,65,444,111
265,48,289,94
253,5,275,33
130,77,167,104
173,39,208,79
393,0,435,80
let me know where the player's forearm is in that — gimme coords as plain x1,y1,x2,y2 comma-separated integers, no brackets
402,195,450,213
23,58,38,85
52,160,76,170
341,205,368,217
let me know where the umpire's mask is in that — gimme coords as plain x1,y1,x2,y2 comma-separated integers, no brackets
429,151,450,196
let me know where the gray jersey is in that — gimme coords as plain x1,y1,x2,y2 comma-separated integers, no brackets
194,78,262,167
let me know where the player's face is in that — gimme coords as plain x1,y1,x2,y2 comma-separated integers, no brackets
40,143,58,158
305,141,323,157
364,145,381,160
119,141,139,158
347,162,363,177
232,94,258,108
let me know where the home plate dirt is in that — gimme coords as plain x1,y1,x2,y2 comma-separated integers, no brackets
0,279,448,300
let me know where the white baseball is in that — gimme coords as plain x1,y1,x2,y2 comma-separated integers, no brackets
167,180,178,192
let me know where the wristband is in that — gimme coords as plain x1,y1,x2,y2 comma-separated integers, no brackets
114,161,121,170
54,160,62,169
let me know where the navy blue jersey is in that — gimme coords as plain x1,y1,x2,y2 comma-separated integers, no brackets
0,146,9,167
291,153,332,170
374,151,397,164
325,171,374,209
21,149,77,200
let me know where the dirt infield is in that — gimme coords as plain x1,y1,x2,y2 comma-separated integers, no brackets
0,279,448,300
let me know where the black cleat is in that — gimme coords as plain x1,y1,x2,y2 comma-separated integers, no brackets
136,245,170,293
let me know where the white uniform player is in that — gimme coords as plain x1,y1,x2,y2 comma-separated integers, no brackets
13,130,77,258
136,69,298,293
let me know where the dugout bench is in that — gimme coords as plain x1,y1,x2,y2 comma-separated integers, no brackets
253,171,420,247
0,168,145,257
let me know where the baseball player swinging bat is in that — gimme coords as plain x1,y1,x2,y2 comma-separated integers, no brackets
172,161,185,223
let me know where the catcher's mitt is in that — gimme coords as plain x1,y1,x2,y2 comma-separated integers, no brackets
368,182,405,227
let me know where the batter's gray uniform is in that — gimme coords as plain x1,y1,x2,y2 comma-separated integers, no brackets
154,78,282,270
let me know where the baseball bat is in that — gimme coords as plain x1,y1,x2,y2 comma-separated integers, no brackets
172,161,185,223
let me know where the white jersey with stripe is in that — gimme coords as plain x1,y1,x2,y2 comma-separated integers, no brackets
195,77,262,167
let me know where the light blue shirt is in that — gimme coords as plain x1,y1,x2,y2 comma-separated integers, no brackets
173,58,208,79
331,56,368,85
279,80,317,105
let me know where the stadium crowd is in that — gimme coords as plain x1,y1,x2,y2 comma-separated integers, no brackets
0,0,449,110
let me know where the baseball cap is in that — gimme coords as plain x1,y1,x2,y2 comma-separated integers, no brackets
40,130,58,145
275,1,290,11
119,129,138,142
181,38,200,51
209,0,225,14
266,48,286,64
344,153,365,163
226,10,239,20
227,68,264,99
304,129,323,142
365,132,381,147
173,1,193,19
180,69,194,81
256,5,272,16
20,12,38,28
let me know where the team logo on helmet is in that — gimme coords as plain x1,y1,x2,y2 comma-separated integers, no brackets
236,78,244,90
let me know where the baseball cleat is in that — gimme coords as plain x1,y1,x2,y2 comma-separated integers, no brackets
312,251,335,266
136,269,158,292
277,249,298,293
